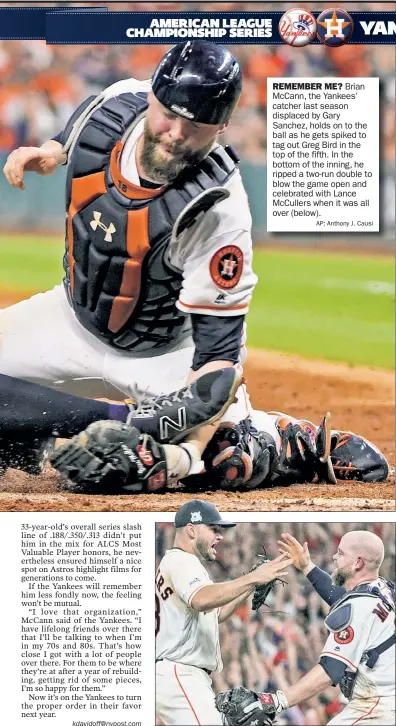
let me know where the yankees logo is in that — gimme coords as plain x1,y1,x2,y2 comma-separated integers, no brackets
279,8,317,47
90,211,116,242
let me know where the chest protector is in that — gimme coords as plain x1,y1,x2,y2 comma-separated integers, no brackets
324,583,395,700
63,92,238,352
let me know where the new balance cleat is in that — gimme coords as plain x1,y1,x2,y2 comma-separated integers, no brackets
127,367,243,444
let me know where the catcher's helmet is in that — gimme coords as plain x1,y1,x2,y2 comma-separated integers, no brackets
152,41,242,124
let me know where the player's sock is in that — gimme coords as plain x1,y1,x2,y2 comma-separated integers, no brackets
0,374,129,438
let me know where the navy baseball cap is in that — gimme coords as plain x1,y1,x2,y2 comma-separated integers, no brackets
174,499,236,528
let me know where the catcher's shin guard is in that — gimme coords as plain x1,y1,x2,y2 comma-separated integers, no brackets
330,431,389,482
202,419,278,490
127,367,242,444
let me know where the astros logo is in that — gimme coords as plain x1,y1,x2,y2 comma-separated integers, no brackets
334,626,354,644
210,245,243,290
316,8,354,46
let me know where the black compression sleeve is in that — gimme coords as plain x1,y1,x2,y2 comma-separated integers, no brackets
191,314,244,371
319,656,348,685
306,566,346,606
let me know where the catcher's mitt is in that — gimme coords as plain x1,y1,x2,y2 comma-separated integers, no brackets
250,550,287,611
215,687,276,726
50,421,168,494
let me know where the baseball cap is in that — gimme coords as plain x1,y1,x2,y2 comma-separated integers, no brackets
174,499,236,528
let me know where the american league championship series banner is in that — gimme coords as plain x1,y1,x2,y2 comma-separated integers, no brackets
1,5,396,43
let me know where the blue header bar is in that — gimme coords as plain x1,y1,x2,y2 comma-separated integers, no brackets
0,7,395,44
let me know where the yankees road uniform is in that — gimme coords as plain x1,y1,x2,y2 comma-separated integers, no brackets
0,78,255,428
156,548,223,725
320,579,395,725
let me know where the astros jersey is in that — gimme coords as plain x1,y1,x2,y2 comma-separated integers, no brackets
320,579,395,706
102,78,257,319
156,549,222,673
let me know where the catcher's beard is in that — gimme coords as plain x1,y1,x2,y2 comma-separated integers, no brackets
332,565,354,586
140,119,213,183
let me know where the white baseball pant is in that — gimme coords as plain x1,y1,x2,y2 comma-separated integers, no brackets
0,285,250,422
156,660,223,725
327,697,395,725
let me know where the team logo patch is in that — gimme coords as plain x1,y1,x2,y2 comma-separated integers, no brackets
210,245,243,290
279,8,317,47
316,9,354,46
334,626,354,644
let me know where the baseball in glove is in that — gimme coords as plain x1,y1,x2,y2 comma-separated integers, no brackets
50,421,169,494
215,687,276,726
250,549,287,611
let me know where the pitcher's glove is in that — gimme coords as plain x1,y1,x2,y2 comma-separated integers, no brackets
250,551,287,611
215,687,276,726
50,421,167,494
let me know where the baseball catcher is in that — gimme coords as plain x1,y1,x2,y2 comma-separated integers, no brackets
215,531,395,726
0,371,389,491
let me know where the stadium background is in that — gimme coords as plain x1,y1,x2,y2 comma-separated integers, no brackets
155,521,396,725
0,2,394,510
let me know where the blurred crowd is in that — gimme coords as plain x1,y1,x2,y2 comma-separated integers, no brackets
155,521,396,726
0,2,395,166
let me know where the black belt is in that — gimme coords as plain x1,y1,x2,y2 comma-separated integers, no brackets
156,659,211,676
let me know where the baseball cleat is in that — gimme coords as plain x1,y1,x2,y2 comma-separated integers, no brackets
127,367,243,444
269,412,337,485
314,412,337,484
330,431,389,483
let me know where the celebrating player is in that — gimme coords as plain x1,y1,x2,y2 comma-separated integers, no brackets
155,499,292,725
216,530,395,726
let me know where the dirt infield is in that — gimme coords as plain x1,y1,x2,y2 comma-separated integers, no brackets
0,349,393,512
